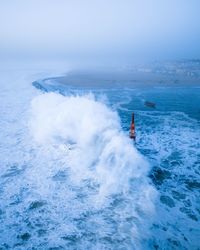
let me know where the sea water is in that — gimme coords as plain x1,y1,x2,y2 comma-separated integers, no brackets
0,62,200,249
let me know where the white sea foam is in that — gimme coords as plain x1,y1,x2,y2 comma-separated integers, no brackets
30,93,155,209
0,65,157,249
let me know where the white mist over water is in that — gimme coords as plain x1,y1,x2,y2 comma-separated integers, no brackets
30,92,156,205
30,67,200,249
1,61,200,249
0,65,157,249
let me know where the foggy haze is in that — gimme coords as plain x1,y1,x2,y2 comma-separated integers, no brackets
0,0,199,60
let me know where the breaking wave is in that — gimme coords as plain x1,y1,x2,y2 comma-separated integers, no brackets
28,92,156,249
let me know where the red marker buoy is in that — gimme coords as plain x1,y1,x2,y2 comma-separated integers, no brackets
129,113,136,141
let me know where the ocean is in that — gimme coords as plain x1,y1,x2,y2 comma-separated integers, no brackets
0,61,200,249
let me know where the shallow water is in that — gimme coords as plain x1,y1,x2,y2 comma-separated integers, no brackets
0,64,200,249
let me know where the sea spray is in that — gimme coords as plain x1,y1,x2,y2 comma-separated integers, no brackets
29,92,156,248
1,64,200,249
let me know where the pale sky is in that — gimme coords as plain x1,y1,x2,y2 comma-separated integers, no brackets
0,0,199,59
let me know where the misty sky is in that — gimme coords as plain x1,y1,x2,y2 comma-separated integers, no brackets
0,0,200,59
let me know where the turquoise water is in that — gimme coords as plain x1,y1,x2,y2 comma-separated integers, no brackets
32,73,200,249
0,66,200,250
